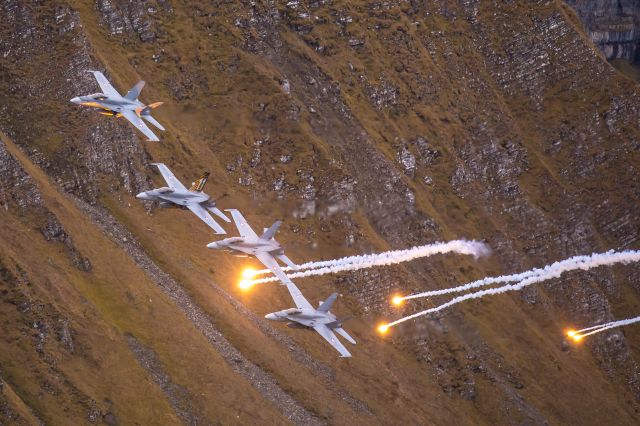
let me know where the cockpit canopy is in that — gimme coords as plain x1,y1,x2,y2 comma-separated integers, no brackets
88,93,108,101
283,308,302,315
224,237,243,243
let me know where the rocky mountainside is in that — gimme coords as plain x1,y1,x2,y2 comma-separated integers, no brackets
567,0,640,62
1,1,639,424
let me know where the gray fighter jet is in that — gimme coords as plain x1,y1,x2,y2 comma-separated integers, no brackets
206,209,298,281
70,71,164,141
136,163,230,234
265,277,356,357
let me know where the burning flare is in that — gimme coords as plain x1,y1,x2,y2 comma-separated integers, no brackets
242,268,257,279
566,315,640,341
391,296,405,307
377,324,390,334
238,280,254,291
386,250,640,328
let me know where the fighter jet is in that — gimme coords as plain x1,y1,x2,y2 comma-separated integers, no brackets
265,277,356,357
206,209,298,282
136,163,230,234
70,71,164,141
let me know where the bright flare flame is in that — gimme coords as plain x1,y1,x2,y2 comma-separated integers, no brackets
377,324,390,334
392,296,404,306
239,280,254,291
242,268,257,279
566,330,577,337
572,334,584,342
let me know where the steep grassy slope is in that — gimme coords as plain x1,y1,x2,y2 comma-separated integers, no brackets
1,0,640,424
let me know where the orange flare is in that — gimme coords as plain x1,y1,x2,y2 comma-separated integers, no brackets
391,296,404,306
377,324,390,334
242,268,257,279
239,280,254,290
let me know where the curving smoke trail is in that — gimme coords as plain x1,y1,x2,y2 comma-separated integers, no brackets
388,250,640,328
249,240,490,285
573,316,640,338
401,250,639,300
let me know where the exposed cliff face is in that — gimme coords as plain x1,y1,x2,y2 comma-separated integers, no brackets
1,1,639,425
567,0,640,63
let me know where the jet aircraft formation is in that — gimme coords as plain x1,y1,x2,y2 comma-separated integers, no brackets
70,70,640,358
71,71,357,357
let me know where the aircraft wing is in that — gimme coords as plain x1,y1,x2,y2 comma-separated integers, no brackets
186,203,226,234
89,71,121,98
151,163,186,190
274,270,314,311
255,252,295,287
121,110,159,141
313,324,352,357
225,209,258,238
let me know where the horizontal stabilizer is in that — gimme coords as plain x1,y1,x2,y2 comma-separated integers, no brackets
187,203,226,234
141,113,165,131
207,205,231,223
318,293,338,313
276,254,298,270
334,327,356,345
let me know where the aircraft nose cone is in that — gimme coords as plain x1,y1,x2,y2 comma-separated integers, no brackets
206,242,218,249
136,192,147,200
265,313,277,320
70,97,81,104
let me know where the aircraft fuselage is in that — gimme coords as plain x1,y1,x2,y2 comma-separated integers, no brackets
210,236,283,257
265,308,336,328
136,187,210,207
70,93,142,114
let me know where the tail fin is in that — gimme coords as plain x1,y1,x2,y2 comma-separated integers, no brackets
317,293,338,313
260,220,281,240
276,254,298,270
189,172,210,192
125,80,145,100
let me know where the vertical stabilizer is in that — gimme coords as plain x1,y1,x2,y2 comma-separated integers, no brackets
125,80,145,100
317,293,338,313
260,220,281,240
189,172,210,192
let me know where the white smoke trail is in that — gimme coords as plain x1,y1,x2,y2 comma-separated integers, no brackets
574,316,640,338
572,323,611,334
248,240,490,285
402,250,638,300
388,250,640,328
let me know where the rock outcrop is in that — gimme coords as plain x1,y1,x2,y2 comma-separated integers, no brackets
567,0,640,62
